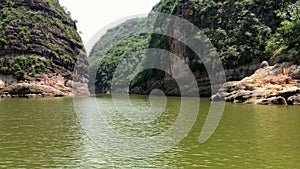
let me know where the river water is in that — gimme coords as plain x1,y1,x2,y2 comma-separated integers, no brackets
0,96,299,168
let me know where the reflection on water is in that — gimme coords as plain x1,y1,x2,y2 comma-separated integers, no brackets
0,96,300,168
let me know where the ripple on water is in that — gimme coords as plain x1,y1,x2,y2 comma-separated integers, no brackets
0,97,300,168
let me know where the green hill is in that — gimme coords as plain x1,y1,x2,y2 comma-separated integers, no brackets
89,17,151,93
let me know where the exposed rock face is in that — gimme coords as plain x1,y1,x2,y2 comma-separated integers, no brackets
0,74,89,98
130,63,258,96
0,0,89,97
211,63,300,105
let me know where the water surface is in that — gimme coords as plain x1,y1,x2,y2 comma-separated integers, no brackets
0,96,299,168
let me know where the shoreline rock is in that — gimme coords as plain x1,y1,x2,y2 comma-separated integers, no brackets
0,74,89,98
211,62,300,105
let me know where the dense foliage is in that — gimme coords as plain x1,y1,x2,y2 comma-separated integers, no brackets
266,0,300,63
0,56,49,80
151,0,297,68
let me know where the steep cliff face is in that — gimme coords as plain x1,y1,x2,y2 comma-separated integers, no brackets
130,0,297,96
89,0,299,96
155,0,296,64
0,0,89,97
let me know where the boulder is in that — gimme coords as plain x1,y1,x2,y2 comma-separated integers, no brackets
210,92,226,101
287,94,300,105
257,96,287,105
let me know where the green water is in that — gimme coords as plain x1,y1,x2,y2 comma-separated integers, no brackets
0,96,300,168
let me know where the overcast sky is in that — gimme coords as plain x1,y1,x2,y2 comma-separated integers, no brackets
59,0,160,45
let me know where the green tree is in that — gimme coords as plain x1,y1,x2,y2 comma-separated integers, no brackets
265,0,300,63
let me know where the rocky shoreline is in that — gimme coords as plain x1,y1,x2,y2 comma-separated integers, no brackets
0,82,89,98
211,62,300,105
0,74,89,98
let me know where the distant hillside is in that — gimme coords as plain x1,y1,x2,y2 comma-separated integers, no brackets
89,18,151,93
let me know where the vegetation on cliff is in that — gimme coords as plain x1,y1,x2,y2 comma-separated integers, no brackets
151,0,297,68
90,0,300,95
0,0,88,82
266,0,300,64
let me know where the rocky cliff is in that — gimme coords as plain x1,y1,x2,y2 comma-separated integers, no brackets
89,0,299,98
0,0,89,97
130,0,297,96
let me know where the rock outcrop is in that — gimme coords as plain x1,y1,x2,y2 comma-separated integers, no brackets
211,63,300,105
0,0,89,97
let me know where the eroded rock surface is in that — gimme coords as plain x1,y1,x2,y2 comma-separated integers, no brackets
211,63,300,105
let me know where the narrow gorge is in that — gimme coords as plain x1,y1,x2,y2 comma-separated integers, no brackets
90,0,300,102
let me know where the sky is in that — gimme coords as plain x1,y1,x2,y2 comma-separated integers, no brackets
59,0,160,53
